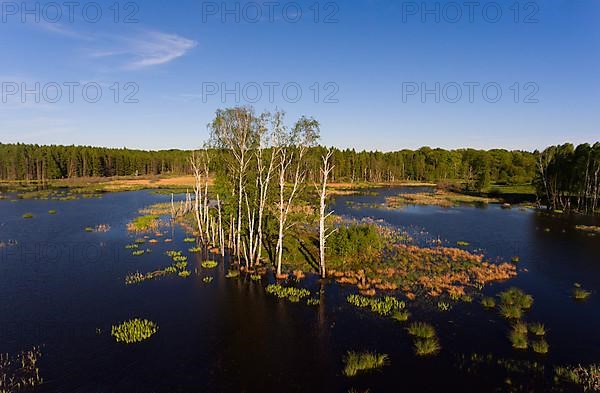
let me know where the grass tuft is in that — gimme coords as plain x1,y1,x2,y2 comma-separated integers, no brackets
343,351,389,377
532,339,549,354
407,322,436,339
414,338,441,356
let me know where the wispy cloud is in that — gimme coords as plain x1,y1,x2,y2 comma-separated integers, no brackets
36,23,197,70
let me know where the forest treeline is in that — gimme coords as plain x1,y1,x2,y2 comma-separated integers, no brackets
0,142,537,189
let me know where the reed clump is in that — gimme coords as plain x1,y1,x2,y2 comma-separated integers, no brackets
343,351,389,377
111,319,158,344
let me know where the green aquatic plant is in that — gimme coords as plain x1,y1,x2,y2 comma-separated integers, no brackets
178,270,191,278
528,322,546,336
84,227,94,232
573,287,592,301
125,243,139,250
461,295,473,303
498,287,534,310
183,237,196,243
346,294,405,317
201,261,218,269
173,261,188,270
437,301,451,311
512,321,528,335
499,304,523,320
391,310,410,322
250,274,262,281
132,250,145,257
266,284,311,303
127,215,159,233
202,276,213,283
343,351,389,377
172,255,187,263
134,238,146,244
188,247,202,253
456,241,470,247
225,270,240,279
481,297,496,308
407,322,436,339
48,210,57,215
508,329,528,350
532,339,549,354
306,298,320,306
111,319,158,344
414,338,441,356
511,256,520,263
166,250,182,258
22,213,33,219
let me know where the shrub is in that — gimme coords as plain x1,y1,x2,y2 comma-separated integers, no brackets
111,319,158,344
328,224,383,261
343,351,389,377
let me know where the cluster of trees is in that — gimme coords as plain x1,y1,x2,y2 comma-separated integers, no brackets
535,143,600,214
182,107,333,278
0,144,537,191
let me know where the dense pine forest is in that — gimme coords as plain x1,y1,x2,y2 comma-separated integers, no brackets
0,142,536,187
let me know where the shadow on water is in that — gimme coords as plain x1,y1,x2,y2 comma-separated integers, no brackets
0,188,598,392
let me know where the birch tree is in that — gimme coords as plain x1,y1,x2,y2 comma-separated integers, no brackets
317,148,335,279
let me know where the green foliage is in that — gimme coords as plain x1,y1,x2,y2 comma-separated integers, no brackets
178,270,191,278
327,224,383,261
266,284,311,303
306,298,320,306
111,319,158,344
225,270,240,279
128,215,159,232
22,213,33,219
499,304,523,320
391,310,410,322
188,247,202,253
407,322,436,339
48,210,57,215
456,241,470,247
343,351,389,377
201,261,218,269
132,250,145,257
183,238,196,243
202,276,213,283
499,287,533,310
346,294,404,316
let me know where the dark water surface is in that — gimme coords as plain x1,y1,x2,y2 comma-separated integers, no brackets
0,188,598,392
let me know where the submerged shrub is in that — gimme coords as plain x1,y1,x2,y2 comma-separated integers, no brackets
414,338,441,356
111,319,158,344
407,322,436,339
343,351,389,377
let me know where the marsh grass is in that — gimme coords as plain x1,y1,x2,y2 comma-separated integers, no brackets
532,339,549,354
306,298,320,306
127,215,160,233
391,310,410,322
498,288,533,310
499,304,523,320
554,364,600,392
509,330,528,350
481,297,496,308
512,322,528,335
528,322,546,336
0,347,43,392
407,322,436,339
111,319,158,344
573,287,592,301
346,294,404,317
343,351,389,377
266,284,310,303
414,338,441,356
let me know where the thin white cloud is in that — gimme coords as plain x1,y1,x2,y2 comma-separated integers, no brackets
36,23,197,70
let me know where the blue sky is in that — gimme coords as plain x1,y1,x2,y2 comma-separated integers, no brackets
0,0,598,151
